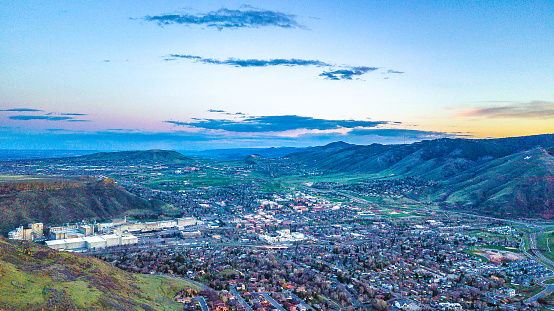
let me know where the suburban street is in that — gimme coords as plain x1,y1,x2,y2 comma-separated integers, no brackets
230,287,254,311
259,293,287,311
193,296,210,311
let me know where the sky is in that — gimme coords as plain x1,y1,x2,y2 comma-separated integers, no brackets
1,0,553,150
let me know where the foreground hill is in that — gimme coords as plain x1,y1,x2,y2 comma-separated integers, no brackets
0,177,178,235
0,238,198,310
71,149,190,164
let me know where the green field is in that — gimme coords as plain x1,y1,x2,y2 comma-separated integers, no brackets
278,172,379,186
466,231,520,243
536,232,554,262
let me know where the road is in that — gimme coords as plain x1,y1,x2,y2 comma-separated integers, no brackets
230,287,254,311
523,233,554,304
328,277,361,307
525,276,554,304
284,290,316,311
529,233,554,267
193,296,210,311
259,293,287,311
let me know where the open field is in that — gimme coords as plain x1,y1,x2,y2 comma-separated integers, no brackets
467,231,520,243
536,232,554,263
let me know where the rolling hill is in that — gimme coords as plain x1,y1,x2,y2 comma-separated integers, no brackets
0,237,199,310
0,178,179,235
181,146,311,160
70,149,191,164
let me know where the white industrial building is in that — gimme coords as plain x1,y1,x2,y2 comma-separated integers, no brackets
45,234,138,251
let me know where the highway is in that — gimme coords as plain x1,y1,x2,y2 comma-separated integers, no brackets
522,233,554,304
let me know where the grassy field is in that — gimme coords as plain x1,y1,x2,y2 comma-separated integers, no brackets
466,231,520,243
509,284,544,299
0,238,199,310
536,232,554,262
465,245,521,263
278,172,379,186
474,244,521,253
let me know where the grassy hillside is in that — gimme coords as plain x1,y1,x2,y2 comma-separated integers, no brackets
0,238,200,310
0,177,179,235
287,135,554,219
433,147,554,218
288,134,554,177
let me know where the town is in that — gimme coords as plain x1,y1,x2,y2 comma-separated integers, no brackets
3,155,554,310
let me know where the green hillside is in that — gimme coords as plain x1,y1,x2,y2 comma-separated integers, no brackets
0,238,200,310
434,147,554,218
286,135,554,219
288,134,554,177
0,178,179,235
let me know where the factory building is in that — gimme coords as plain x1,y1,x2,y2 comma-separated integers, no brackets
7,223,44,241
45,234,138,251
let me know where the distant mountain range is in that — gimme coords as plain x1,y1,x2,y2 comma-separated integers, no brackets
0,149,99,160
287,135,554,176
287,134,554,218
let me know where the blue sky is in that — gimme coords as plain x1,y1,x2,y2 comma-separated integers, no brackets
1,0,553,150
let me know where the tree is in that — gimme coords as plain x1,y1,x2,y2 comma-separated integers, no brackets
373,298,389,311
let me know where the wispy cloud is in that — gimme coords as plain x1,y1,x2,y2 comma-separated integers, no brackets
168,54,384,80
166,115,386,133
8,115,90,122
9,115,74,121
169,54,329,67
349,128,445,139
142,8,305,30
0,108,43,112
61,113,88,116
457,100,554,119
319,67,378,80
386,69,404,74
208,109,226,113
